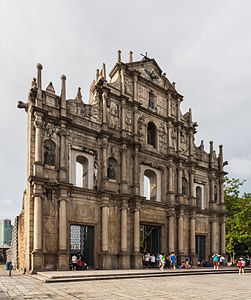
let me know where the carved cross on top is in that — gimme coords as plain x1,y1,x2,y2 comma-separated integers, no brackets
140,52,148,59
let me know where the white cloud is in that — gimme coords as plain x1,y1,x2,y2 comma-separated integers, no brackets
228,157,251,177
0,199,13,206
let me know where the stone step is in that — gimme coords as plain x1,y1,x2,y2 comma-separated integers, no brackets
33,268,251,283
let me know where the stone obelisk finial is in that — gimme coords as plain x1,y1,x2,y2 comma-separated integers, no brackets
36,63,43,91
129,51,133,63
117,50,121,63
102,63,106,80
60,74,66,116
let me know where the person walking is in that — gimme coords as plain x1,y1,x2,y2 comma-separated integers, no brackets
160,254,165,271
145,252,150,269
185,253,190,269
170,252,176,270
150,254,156,268
212,253,219,270
238,258,245,276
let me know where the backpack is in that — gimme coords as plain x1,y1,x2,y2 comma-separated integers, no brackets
237,261,242,267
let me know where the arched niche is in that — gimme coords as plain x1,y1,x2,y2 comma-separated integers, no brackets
107,157,118,181
182,177,188,196
147,122,156,148
44,139,56,166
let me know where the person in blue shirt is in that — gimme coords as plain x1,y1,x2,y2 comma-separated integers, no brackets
170,252,176,270
212,253,219,270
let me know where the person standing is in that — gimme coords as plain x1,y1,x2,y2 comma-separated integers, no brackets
145,252,150,269
212,253,219,270
185,253,190,269
160,254,165,271
238,258,245,276
150,254,156,268
170,252,176,270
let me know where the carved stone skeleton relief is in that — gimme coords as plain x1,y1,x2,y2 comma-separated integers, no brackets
137,115,145,143
108,101,119,130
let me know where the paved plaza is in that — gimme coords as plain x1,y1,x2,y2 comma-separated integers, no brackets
0,266,251,299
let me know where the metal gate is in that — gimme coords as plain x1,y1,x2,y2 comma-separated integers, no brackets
196,235,206,262
70,225,94,267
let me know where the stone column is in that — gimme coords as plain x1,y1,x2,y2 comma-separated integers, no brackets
177,126,181,153
121,205,128,252
167,121,173,150
101,137,108,187
221,220,226,254
178,210,184,263
167,93,171,117
32,183,44,272
121,69,125,95
59,124,67,182
133,106,138,136
168,163,175,204
120,144,128,193
190,212,197,265
102,205,109,252
34,196,42,251
34,119,42,163
121,99,126,131
212,219,217,253
210,174,215,202
219,177,224,204
102,92,107,125
133,74,138,101
59,199,67,251
168,208,175,253
134,208,140,253
189,167,195,206
133,145,140,195
177,163,183,195
177,98,181,122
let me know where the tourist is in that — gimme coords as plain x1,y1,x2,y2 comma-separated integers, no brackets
160,254,165,271
212,253,219,270
158,253,162,269
170,252,176,270
145,252,150,269
165,254,171,269
185,253,190,269
71,254,78,271
156,253,160,267
238,258,245,276
150,254,156,268
220,255,225,266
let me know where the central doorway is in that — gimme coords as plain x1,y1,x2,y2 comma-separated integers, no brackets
140,224,160,254
196,235,206,262
70,225,94,267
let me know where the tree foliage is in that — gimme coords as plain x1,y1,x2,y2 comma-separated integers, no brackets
224,177,251,256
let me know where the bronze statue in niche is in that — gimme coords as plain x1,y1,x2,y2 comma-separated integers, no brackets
107,163,115,179
44,146,54,165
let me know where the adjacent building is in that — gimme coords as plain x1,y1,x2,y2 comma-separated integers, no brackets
0,219,13,247
16,51,227,273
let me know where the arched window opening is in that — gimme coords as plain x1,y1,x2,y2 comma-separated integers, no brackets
196,186,202,208
214,186,218,202
182,177,188,196
147,122,156,147
144,169,157,201
76,156,88,188
144,176,150,199
107,157,118,180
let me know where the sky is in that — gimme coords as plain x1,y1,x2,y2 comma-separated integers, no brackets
0,0,251,222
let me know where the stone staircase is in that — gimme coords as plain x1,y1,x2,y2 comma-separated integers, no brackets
32,267,251,283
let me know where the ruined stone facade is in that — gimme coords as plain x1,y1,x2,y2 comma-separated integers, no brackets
17,51,227,272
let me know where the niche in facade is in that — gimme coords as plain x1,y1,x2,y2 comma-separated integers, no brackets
44,139,56,166
147,122,156,147
148,91,155,109
107,157,118,180
140,165,161,202
196,186,202,208
182,177,188,196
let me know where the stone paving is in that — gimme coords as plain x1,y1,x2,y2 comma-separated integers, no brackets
0,265,251,299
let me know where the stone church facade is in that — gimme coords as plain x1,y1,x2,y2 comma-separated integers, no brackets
17,51,227,272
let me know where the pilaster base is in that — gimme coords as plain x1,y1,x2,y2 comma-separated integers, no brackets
119,252,130,269
191,254,198,266
99,252,111,269
59,169,67,182
177,253,185,265
131,252,143,269
58,253,69,270
33,162,43,177
31,250,44,273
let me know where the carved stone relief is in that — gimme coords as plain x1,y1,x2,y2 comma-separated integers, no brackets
171,127,177,150
125,109,132,133
171,100,176,117
137,115,145,143
138,85,144,104
180,129,188,154
125,76,133,95
108,101,119,130
159,123,167,153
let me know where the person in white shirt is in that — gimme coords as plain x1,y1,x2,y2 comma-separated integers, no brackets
150,254,156,268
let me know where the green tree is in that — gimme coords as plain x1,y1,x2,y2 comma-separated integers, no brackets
224,177,251,257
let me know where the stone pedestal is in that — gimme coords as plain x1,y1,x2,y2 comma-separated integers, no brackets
100,252,111,269
177,254,185,265
31,251,44,273
119,252,130,269
191,254,198,266
58,253,69,270
132,253,142,269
